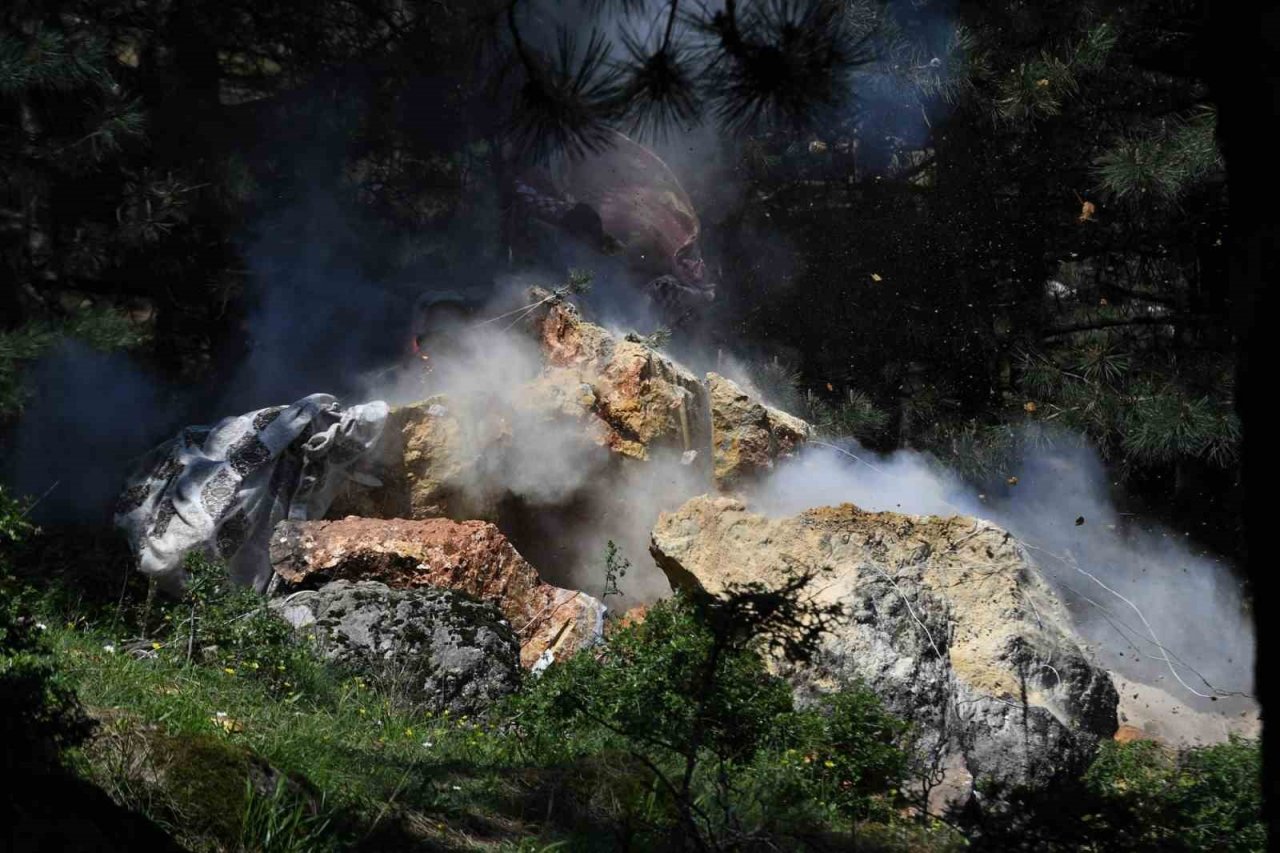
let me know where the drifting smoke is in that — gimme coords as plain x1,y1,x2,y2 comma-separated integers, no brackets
362,287,709,600
0,1,1252,742
4,342,182,524
220,189,459,413
746,434,1256,713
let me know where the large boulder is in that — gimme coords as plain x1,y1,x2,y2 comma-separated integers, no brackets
270,516,604,668
273,580,520,715
328,397,498,521
328,296,809,524
650,496,1119,811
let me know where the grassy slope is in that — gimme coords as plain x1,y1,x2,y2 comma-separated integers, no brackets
40,611,957,853
49,620,556,852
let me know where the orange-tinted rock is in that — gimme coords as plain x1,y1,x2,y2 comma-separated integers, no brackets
1114,725,1154,744
326,397,498,522
270,517,604,668
616,603,648,630
526,297,811,484
527,296,710,463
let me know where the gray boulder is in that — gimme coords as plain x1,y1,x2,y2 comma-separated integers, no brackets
273,580,520,715
650,496,1119,813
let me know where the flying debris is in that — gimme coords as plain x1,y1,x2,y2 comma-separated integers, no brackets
1075,190,1097,223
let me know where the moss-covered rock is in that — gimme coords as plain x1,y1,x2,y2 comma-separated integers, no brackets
274,580,520,715
80,718,316,849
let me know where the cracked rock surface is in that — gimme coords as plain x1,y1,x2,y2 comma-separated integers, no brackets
650,495,1119,810
273,580,520,716
271,516,604,668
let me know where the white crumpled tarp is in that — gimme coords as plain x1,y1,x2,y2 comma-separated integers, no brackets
115,393,388,591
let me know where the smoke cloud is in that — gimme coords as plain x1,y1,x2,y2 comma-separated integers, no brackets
745,433,1255,713
4,342,182,524
361,293,709,600
0,1,1252,740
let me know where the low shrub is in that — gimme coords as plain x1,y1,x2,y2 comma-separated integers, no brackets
505,591,913,849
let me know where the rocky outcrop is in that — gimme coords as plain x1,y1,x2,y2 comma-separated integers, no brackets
528,300,810,485
529,297,711,463
273,580,520,715
650,496,1118,810
328,296,810,524
706,372,809,486
270,516,604,668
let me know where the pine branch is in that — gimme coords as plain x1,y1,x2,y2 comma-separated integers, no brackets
505,3,620,161
698,0,873,133
1041,315,1198,338
615,26,700,139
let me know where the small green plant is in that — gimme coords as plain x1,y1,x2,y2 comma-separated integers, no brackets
624,326,672,350
155,553,319,694
962,736,1263,852
1,486,93,775
601,540,629,602
565,267,594,295
0,485,35,545
1082,736,1263,852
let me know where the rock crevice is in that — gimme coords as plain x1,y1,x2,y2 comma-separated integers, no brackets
271,516,604,669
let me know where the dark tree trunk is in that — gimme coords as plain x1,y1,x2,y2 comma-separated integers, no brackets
1200,3,1280,847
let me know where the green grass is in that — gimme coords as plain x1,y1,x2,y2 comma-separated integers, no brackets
24,579,960,852
47,617,552,851
8,505,1254,852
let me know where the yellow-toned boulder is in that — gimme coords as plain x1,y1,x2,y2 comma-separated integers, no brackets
650,495,1118,809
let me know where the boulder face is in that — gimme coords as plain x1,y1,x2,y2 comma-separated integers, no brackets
706,372,810,486
328,397,499,522
650,496,1119,810
270,517,604,669
273,580,520,715
529,298,712,464
329,296,811,525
